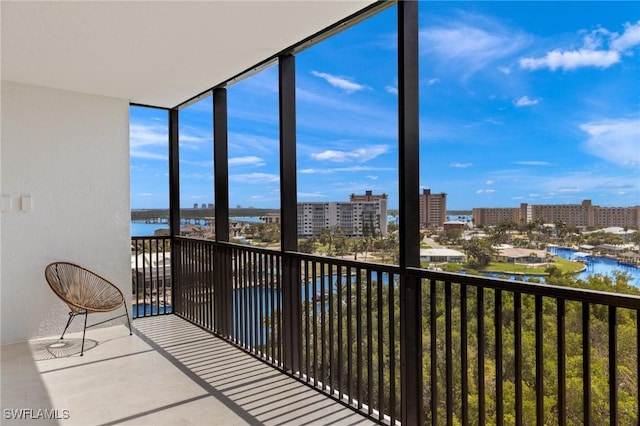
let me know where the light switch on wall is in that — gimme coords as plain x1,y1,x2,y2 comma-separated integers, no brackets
1,196,11,212
21,196,32,212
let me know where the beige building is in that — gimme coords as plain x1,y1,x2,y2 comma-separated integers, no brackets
350,190,388,204
260,212,281,224
472,207,520,227
419,189,446,228
593,205,640,228
473,200,640,229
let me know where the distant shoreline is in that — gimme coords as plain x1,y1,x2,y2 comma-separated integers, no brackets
131,208,472,220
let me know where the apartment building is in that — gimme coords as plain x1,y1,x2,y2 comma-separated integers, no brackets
260,211,281,224
473,200,640,229
593,205,640,228
472,207,521,227
297,191,388,237
419,189,447,228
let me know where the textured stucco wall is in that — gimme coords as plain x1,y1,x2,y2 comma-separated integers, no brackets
1,81,130,344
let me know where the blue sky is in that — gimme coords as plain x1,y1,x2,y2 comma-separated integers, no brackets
130,2,640,211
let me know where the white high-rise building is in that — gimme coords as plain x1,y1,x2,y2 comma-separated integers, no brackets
297,191,388,237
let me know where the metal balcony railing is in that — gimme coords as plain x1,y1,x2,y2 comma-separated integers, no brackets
132,236,640,425
131,236,172,318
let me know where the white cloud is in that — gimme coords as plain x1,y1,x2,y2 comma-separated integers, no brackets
311,145,389,163
485,180,495,185
312,151,349,162
130,123,167,147
229,173,280,183
498,66,511,74
514,161,552,166
520,49,620,71
180,172,212,180
130,123,169,160
420,18,528,78
295,87,398,140
130,150,167,161
385,85,398,95
520,22,640,72
180,159,213,168
334,166,394,173
311,71,368,94
450,162,473,168
558,187,580,193
487,167,639,203
610,20,640,52
299,165,394,175
598,181,635,190
476,189,497,194
229,133,278,154
228,156,266,167
427,78,440,85
298,192,329,199
580,118,640,167
513,96,540,107
366,175,379,180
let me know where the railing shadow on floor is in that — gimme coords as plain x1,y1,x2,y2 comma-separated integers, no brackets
133,314,376,426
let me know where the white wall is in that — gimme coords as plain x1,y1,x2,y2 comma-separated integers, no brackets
1,81,130,344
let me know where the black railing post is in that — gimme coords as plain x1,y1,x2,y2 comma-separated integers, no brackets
213,88,229,243
608,306,617,425
168,108,181,314
279,53,300,373
213,87,232,336
398,0,422,424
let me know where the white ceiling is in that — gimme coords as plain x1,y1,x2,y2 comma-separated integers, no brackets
1,1,377,108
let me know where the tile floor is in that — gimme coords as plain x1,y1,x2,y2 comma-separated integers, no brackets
1,315,375,426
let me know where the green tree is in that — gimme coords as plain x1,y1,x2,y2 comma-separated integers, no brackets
318,228,333,255
443,228,463,244
299,237,317,254
333,227,349,256
463,237,495,268
490,220,516,245
245,222,280,244
375,232,399,264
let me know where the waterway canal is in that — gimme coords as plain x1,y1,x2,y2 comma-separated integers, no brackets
547,246,640,287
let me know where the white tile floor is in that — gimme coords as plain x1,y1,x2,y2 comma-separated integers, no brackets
1,315,376,426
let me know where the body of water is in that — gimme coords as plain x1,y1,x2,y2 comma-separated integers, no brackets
446,214,473,223
132,303,172,316
548,246,640,287
488,247,640,287
131,217,263,237
131,222,169,237
231,216,262,223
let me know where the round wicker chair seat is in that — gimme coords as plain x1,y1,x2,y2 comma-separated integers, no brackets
45,262,125,314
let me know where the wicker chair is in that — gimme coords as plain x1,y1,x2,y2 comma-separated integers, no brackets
45,262,132,356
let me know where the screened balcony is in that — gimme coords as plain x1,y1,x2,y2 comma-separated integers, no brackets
2,1,639,425
130,236,640,425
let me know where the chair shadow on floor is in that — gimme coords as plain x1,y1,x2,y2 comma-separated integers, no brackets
28,338,98,360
